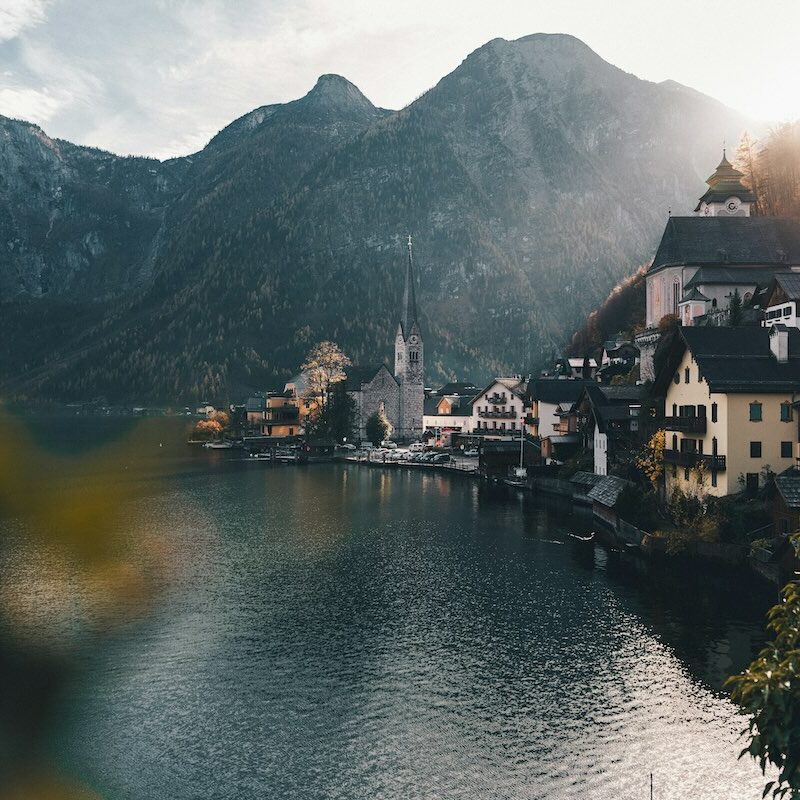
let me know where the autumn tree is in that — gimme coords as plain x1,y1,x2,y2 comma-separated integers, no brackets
727,534,800,799
365,410,391,446
301,341,351,419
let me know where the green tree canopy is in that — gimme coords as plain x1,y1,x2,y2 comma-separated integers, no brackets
365,410,390,446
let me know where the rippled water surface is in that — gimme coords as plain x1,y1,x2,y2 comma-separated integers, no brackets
2,420,779,799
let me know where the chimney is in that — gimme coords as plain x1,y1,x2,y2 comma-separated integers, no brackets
770,324,789,363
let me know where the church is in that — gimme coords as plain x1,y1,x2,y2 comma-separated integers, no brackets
638,152,800,379
345,236,424,442
645,152,800,329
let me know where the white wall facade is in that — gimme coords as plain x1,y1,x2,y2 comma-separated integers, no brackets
472,381,525,436
594,428,608,476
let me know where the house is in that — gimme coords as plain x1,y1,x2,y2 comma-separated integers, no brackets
553,357,598,380
575,384,645,476
422,382,478,444
598,335,639,383
246,393,301,438
653,325,800,497
587,475,632,531
763,272,800,329
471,377,527,438
772,469,800,536
525,380,590,442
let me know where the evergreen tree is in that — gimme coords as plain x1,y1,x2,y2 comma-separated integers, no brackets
729,288,743,326
365,410,390,446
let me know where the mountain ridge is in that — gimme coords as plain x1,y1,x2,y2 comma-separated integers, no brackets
0,33,759,403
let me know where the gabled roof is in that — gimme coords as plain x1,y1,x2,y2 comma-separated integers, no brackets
775,470,800,510
648,216,800,275
654,326,800,395
345,364,396,388
685,266,780,289
436,382,479,396
470,377,527,405
587,475,631,508
246,396,266,412
680,287,710,303
527,379,591,405
765,272,800,305
570,471,604,488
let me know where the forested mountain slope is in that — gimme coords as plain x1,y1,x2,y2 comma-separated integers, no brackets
0,34,755,403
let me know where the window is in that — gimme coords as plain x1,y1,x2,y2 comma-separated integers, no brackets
781,403,793,422
782,441,793,459
684,368,690,384
749,402,762,422
672,434,678,451
409,351,419,362
712,298,718,308
698,404,706,418
711,403,718,423
673,372,680,385
672,403,677,416
750,441,762,458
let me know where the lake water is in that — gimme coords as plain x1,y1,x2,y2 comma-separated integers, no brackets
0,417,778,799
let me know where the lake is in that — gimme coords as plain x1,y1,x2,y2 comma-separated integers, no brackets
0,416,777,799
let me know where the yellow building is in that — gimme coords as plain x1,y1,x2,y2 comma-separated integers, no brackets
655,326,800,497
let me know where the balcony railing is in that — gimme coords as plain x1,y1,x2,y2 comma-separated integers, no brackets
485,394,507,405
664,416,707,434
479,410,517,419
664,450,726,471
525,415,539,426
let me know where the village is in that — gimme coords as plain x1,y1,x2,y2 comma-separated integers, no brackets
190,154,800,586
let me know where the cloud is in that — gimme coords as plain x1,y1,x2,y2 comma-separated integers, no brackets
0,0,53,42
0,0,797,158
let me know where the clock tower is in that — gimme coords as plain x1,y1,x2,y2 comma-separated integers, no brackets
694,150,755,217
394,235,424,439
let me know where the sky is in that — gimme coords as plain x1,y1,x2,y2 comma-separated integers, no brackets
1,0,799,160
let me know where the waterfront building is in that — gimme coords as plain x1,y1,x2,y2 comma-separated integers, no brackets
422,382,478,443
470,377,527,438
653,326,800,497
772,469,800,536
346,236,424,441
525,379,590,461
574,384,645,475
245,393,301,438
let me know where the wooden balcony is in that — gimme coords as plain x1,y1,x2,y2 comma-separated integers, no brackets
664,416,707,434
485,394,506,405
479,410,516,419
664,450,726,471
524,415,539,426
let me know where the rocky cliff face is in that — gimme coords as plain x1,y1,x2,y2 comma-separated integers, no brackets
0,34,756,403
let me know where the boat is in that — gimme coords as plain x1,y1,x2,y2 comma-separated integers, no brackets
203,441,233,449
569,532,595,542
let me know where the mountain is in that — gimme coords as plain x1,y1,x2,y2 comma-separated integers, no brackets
0,34,756,403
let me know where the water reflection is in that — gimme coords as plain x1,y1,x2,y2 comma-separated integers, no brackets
0,421,777,799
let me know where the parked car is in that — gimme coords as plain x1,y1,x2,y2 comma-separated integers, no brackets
337,443,357,451
432,453,452,464
381,440,398,450
463,448,479,457
408,442,425,452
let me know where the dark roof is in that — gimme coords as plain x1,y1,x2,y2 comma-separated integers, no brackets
570,471,604,487
246,396,266,412
597,385,646,402
766,272,800,304
685,266,780,289
423,397,440,415
648,217,800,275
400,237,419,338
345,364,395,388
436,382,479,396
680,287,710,302
775,470,800,509
694,153,756,210
656,327,800,394
587,475,631,507
527,379,591,404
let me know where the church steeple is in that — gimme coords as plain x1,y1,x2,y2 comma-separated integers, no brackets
694,149,755,216
400,234,418,338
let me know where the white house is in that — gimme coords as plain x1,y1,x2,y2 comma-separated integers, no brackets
471,377,527,438
763,273,800,329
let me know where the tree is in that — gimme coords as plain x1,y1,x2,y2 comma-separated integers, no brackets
635,429,665,486
729,288,743,326
306,379,355,442
301,341,351,418
193,419,223,440
727,535,800,799
735,131,761,215
365,410,391,446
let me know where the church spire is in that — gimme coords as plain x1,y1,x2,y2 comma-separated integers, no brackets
400,234,418,338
